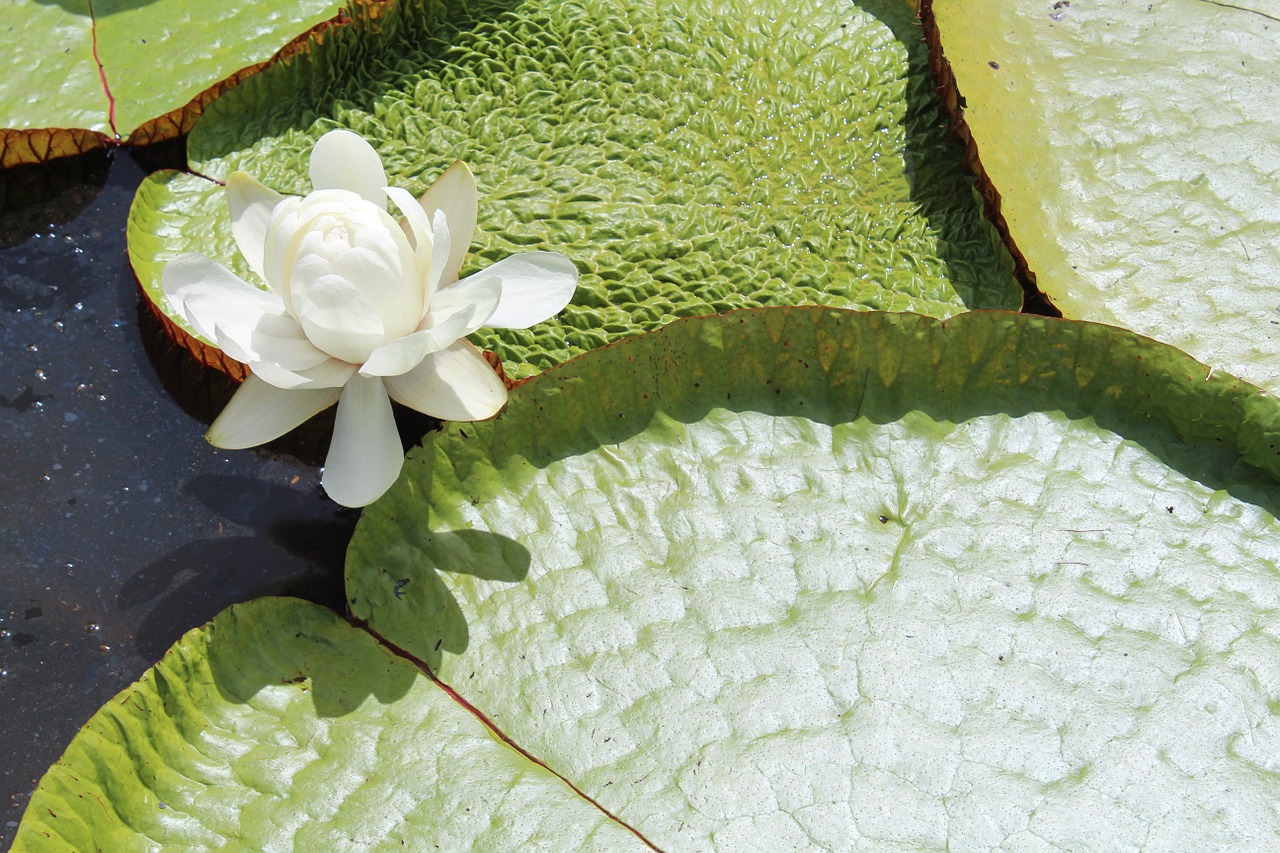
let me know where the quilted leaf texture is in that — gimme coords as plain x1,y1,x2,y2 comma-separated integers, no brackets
130,0,1020,378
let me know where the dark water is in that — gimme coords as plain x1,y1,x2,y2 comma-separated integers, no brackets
0,150,354,846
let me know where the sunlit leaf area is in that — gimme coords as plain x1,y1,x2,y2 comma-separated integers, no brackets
4,0,1280,849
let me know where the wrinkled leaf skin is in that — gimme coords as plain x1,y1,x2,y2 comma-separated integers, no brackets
133,0,1022,379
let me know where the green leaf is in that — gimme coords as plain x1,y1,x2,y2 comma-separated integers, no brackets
131,0,1020,377
13,597,648,851
348,307,1280,849
0,0,346,165
19,307,1280,847
927,0,1280,396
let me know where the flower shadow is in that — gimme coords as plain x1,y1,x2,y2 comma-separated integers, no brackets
117,474,356,662
348,518,532,672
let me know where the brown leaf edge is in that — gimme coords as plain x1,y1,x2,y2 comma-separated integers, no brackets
127,0,398,149
1,0,397,170
0,126,111,171
917,0,1059,318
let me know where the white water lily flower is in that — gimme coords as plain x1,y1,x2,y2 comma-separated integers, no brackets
163,130,577,507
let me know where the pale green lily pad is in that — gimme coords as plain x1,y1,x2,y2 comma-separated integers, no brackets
348,307,1280,849
130,0,1020,378
18,307,1280,848
0,0,344,164
928,0,1280,396
13,597,648,851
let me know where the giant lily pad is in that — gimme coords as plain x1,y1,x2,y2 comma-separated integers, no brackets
0,0,348,167
345,307,1280,848
22,307,1280,848
13,596,649,851
128,0,1021,378
924,0,1280,396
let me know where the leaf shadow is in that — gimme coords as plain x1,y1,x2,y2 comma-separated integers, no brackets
199,597,420,721
118,474,355,662
349,514,532,672
498,309,1280,536
857,0,1037,314
30,0,160,15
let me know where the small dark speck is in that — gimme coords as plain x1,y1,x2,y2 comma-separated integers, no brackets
1166,506,1174,513
878,515,889,524
999,655,1005,661
434,638,442,651
393,578,411,599
988,60,1000,69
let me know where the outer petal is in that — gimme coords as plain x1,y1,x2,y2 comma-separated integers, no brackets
449,251,578,329
418,161,476,285
250,358,357,391
309,129,388,206
322,375,404,507
383,339,507,422
207,374,341,449
162,253,285,341
212,313,328,372
424,273,501,335
226,172,284,281
359,306,475,378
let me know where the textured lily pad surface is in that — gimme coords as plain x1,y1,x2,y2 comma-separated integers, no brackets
348,308,1280,849
18,307,1280,848
14,597,646,852
0,0,344,165
130,0,1019,378
929,0,1280,396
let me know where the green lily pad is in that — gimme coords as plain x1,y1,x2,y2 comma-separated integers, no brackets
18,307,1280,847
926,0,1280,396
0,0,346,166
13,597,648,851
345,307,1280,849
129,0,1020,378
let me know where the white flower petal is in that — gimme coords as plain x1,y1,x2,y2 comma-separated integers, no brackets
386,185,433,259
360,306,476,378
291,267,388,364
426,272,501,335
450,251,578,329
427,209,451,299
384,339,507,421
226,172,284,281
207,374,341,449
322,375,404,507
262,196,301,303
250,358,357,390
162,253,285,342
212,313,328,372
418,160,476,285
309,129,388,206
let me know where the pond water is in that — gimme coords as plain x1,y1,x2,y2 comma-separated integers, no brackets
0,150,354,845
